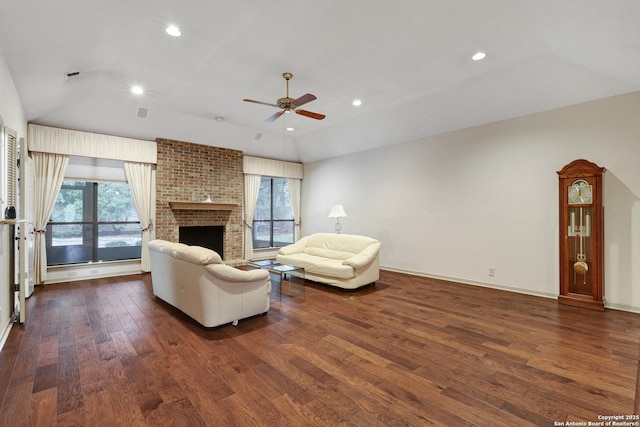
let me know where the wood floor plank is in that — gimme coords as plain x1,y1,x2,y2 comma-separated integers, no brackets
28,388,58,427
0,323,24,396
0,382,32,426
1,270,640,425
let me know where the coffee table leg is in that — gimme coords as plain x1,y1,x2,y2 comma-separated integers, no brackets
286,273,305,296
269,271,283,300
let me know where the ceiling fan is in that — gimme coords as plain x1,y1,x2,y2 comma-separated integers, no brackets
243,72,326,123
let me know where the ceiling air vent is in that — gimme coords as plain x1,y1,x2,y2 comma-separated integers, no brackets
64,71,81,82
136,107,149,119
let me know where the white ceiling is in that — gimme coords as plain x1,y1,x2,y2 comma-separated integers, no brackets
1,0,639,163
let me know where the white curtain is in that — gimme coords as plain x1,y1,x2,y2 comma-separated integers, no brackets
33,152,69,284
243,174,261,260
287,178,302,241
124,162,155,272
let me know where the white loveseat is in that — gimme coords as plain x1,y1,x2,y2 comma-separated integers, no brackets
148,239,271,327
276,233,382,290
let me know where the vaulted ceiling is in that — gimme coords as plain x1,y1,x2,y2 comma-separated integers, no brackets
1,1,639,163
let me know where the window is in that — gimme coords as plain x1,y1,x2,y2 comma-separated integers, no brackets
46,181,141,265
252,177,294,249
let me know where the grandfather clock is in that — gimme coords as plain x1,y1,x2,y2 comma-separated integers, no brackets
557,159,605,311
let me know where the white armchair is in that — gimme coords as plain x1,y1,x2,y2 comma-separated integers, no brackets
149,240,271,327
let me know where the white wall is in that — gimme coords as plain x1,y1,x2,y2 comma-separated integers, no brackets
0,52,27,348
302,92,640,312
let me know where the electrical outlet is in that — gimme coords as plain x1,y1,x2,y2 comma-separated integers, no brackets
68,271,77,277
489,267,495,277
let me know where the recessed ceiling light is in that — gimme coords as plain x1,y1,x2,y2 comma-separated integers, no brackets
286,127,294,131
472,51,487,61
166,25,182,37
352,99,362,106
214,116,224,122
131,85,144,95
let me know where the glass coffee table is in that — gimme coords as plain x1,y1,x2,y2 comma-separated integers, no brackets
268,264,305,298
248,261,305,298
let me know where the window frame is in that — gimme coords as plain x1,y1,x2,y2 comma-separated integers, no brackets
46,180,142,265
252,176,295,249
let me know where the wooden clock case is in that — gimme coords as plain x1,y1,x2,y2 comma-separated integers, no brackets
557,159,605,311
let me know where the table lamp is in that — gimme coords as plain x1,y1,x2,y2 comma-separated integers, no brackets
328,204,347,233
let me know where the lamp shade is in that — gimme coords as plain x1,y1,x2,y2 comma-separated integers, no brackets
328,204,347,218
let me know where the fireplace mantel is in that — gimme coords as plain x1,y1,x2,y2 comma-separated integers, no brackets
169,201,237,211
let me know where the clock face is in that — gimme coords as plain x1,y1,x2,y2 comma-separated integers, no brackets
568,179,593,204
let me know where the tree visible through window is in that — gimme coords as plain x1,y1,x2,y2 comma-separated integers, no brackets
253,177,294,249
46,181,142,265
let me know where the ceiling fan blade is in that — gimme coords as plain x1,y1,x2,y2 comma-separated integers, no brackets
291,93,317,107
265,110,285,123
296,109,326,120
243,98,279,108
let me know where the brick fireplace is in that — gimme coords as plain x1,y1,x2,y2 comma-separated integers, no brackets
155,138,244,260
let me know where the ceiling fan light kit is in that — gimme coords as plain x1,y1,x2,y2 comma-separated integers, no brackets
243,72,326,123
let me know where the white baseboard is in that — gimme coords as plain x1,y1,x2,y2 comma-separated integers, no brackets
378,266,640,313
0,319,12,353
381,265,557,300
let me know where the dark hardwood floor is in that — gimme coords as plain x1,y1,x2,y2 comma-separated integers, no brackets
1,270,639,426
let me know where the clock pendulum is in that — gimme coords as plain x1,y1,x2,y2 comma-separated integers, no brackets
574,207,588,284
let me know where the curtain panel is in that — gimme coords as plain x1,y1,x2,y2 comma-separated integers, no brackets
243,174,261,260
28,124,157,164
124,162,156,272
32,152,69,284
287,178,302,241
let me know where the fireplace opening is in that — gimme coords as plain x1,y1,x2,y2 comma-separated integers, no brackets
179,226,224,258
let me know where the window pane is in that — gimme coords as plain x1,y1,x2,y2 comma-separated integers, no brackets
98,223,142,261
98,183,139,222
252,221,271,249
47,224,93,265
255,177,272,220
273,221,294,246
273,178,293,220
51,182,85,222
50,224,85,247
98,223,142,248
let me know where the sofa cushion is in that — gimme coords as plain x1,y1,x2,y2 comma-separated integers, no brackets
304,247,354,260
277,253,355,279
307,233,379,254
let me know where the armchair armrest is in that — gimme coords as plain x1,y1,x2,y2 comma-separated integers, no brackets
205,264,270,282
